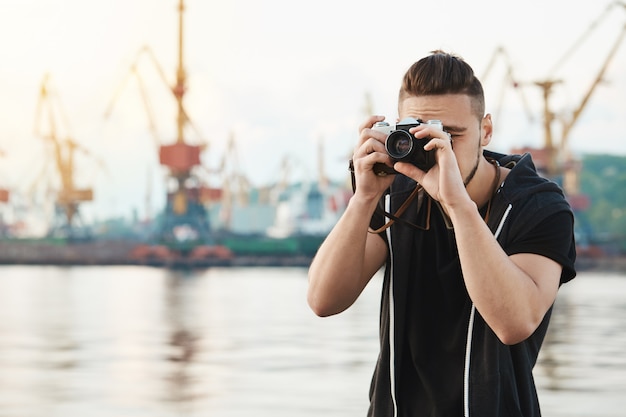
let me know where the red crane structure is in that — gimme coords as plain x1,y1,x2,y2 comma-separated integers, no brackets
105,0,232,263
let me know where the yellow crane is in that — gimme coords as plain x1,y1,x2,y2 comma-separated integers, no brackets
480,45,535,129
33,74,99,236
532,1,626,183
487,1,626,214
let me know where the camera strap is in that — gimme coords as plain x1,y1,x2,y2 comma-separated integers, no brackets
348,159,430,233
348,156,502,232
370,185,431,233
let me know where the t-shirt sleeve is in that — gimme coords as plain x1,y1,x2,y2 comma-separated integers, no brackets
504,210,577,284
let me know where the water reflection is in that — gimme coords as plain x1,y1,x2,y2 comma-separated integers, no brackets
536,272,626,416
0,267,624,416
161,271,202,411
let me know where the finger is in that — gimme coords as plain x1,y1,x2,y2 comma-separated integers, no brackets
423,137,453,152
355,152,394,175
355,138,388,159
361,128,390,149
410,124,449,141
358,115,386,133
354,138,392,163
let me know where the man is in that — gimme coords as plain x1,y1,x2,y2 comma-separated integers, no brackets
307,50,576,417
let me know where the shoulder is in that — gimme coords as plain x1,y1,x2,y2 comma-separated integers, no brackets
489,150,572,223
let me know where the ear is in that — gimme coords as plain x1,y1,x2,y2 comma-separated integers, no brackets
481,114,493,147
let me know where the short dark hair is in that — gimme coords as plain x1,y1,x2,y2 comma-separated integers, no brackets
399,50,485,120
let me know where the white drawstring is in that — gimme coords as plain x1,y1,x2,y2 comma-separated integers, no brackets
463,203,513,417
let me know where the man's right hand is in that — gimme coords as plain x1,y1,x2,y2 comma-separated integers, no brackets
352,115,396,201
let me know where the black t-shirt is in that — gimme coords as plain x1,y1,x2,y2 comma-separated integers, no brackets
384,202,574,416
367,151,576,417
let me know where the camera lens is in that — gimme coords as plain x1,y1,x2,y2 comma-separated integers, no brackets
386,130,413,159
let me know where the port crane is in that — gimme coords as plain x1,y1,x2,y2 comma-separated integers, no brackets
495,1,626,213
33,74,100,238
529,1,626,189
480,45,535,130
105,0,232,261
210,133,251,230
0,149,8,203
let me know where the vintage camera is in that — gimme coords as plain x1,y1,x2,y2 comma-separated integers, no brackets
372,118,444,175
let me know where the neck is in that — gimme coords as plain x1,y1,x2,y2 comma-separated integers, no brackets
466,157,501,209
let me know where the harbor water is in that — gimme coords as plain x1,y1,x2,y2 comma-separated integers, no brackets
0,266,624,417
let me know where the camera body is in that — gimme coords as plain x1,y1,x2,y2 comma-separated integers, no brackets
372,118,444,175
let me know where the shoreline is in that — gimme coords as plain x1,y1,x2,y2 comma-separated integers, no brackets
0,240,623,272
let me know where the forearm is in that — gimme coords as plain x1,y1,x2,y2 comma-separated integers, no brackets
307,195,385,317
448,202,558,344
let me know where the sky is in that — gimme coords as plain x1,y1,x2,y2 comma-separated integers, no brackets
0,0,625,222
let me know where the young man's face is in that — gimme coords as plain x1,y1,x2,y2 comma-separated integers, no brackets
398,94,492,185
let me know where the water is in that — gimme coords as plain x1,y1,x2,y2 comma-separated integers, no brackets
0,266,623,417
